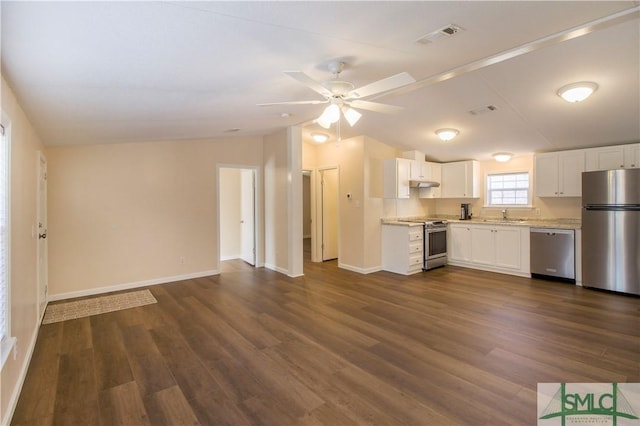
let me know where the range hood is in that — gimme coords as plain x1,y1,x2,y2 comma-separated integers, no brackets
409,179,441,188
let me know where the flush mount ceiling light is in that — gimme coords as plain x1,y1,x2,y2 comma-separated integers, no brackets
493,152,513,162
311,132,329,143
557,81,598,102
436,128,459,141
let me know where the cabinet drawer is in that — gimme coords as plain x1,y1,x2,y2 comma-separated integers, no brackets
409,242,422,254
409,229,423,241
409,255,423,268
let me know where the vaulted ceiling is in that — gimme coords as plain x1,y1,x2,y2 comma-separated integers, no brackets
2,1,639,161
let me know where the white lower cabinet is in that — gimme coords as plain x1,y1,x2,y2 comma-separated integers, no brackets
448,223,530,277
382,224,424,275
449,224,472,262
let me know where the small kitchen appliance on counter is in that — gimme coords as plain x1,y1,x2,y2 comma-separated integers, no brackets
460,203,472,220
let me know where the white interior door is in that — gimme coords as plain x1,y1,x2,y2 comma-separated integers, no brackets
240,169,255,265
37,152,48,320
321,168,339,261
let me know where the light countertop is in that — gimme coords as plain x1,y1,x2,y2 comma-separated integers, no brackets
382,216,581,229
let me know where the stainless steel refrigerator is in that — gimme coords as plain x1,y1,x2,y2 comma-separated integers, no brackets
582,169,640,295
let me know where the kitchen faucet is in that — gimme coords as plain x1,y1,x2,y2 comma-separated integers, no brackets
502,208,508,221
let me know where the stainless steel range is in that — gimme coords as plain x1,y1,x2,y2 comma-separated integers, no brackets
423,220,448,270
401,219,448,270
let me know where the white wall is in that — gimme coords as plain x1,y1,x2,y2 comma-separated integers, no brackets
46,137,265,299
219,168,241,260
1,78,45,426
263,130,289,274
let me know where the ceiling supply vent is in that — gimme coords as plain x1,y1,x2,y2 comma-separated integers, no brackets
415,24,464,45
469,105,497,116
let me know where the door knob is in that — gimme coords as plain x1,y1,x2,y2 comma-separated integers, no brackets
39,232,47,239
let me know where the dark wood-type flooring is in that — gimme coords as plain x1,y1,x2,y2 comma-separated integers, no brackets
12,250,640,425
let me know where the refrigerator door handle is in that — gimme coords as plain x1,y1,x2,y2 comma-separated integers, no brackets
584,205,640,211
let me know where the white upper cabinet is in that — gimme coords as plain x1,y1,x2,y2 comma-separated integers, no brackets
383,158,411,199
418,162,441,198
409,159,429,180
585,143,640,171
535,150,585,197
441,160,479,198
624,144,640,169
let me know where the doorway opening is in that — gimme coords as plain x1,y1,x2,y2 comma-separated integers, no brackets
319,167,339,261
218,167,257,271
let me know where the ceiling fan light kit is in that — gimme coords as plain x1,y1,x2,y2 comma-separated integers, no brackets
341,106,362,127
259,60,416,135
319,103,341,124
436,128,459,141
557,81,598,102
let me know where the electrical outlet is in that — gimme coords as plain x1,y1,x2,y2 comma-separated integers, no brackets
536,208,541,216
179,257,185,265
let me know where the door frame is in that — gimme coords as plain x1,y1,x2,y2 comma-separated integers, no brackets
239,169,256,265
312,166,340,263
216,164,263,269
36,151,48,321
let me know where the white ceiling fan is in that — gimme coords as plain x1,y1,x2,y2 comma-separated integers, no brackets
258,61,416,129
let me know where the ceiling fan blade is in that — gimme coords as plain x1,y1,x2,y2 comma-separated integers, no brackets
257,100,328,107
284,71,332,97
347,72,416,99
349,100,404,114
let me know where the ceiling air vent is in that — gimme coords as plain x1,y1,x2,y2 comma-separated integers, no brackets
469,105,497,116
415,24,464,45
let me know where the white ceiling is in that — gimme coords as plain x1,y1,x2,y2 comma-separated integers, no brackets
1,1,639,162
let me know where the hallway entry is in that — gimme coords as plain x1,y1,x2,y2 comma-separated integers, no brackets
320,168,338,261
219,167,256,266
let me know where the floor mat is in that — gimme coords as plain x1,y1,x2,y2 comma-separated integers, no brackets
42,289,157,324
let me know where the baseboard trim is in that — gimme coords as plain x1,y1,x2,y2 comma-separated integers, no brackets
48,269,220,302
446,261,530,278
220,255,240,261
2,319,40,426
338,263,382,274
264,263,289,276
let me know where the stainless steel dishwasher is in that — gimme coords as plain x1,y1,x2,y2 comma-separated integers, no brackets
530,228,575,283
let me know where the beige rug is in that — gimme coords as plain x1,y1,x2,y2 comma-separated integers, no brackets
42,289,157,324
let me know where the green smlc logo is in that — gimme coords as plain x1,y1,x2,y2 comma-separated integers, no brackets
539,383,639,426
